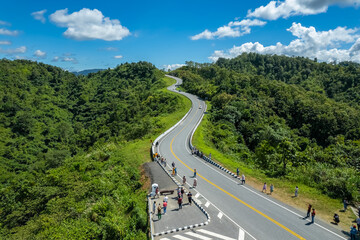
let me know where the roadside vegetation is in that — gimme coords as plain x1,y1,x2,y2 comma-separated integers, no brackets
0,59,190,239
172,53,360,229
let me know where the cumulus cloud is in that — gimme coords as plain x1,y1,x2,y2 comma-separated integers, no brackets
209,23,360,63
163,64,186,71
0,46,26,54
31,9,47,23
247,0,360,20
0,41,11,45
0,28,19,36
49,8,130,41
62,57,78,63
34,49,46,58
52,56,60,62
191,19,266,40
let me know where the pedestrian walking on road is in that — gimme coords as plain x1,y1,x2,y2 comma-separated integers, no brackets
241,174,245,184
163,201,167,214
194,168,197,177
178,196,183,209
193,178,197,188
270,184,274,195
183,176,186,185
295,186,299,197
262,183,267,193
311,208,316,223
350,225,358,240
237,168,239,177
306,204,312,218
172,167,175,176
157,204,162,220
163,196,168,203
155,187,159,198
181,187,184,197
343,199,349,212
188,192,193,205
152,201,156,215
163,158,167,167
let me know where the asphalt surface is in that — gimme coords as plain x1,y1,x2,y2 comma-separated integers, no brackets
154,75,349,240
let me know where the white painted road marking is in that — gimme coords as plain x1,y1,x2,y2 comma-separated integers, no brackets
238,228,245,240
173,235,192,240
205,201,210,208
185,232,212,240
217,211,223,219
198,229,236,240
160,238,171,240
195,193,200,198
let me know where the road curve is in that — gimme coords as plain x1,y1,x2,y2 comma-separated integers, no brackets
155,75,347,240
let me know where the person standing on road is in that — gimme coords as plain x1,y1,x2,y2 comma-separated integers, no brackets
188,192,193,205
262,183,267,193
295,186,299,197
237,168,239,177
172,161,175,168
163,201,167,215
155,187,159,198
163,158,167,167
270,184,274,195
311,208,316,223
194,168,197,177
183,176,186,185
172,167,175,176
152,201,156,216
306,204,312,218
241,174,245,184
163,195,168,203
181,187,185,197
157,203,162,220
174,167,177,176
178,196,183,209
193,178,197,188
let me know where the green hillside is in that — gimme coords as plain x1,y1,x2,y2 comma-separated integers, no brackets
173,53,360,202
0,60,187,239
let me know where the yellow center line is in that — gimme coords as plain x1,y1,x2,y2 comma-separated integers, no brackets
170,102,306,240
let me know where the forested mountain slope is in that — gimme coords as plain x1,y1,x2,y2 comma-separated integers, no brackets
0,60,180,239
173,53,360,201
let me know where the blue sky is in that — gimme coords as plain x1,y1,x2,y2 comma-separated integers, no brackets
1,0,360,71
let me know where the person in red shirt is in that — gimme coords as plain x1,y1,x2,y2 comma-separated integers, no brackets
178,196,183,209
163,201,167,214
311,208,316,223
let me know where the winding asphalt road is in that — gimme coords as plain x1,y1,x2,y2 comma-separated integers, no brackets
156,75,348,240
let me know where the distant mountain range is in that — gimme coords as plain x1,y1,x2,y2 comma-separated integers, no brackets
72,69,105,76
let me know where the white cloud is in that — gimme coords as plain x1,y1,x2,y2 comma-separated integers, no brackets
0,28,19,36
163,64,186,71
114,55,123,59
0,20,10,26
62,57,78,63
191,19,266,40
49,8,130,41
209,23,360,63
103,47,118,51
34,49,46,58
31,9,47,23
52,56,60,62
247,0,360,20
0,46,26,54
0,41,11,45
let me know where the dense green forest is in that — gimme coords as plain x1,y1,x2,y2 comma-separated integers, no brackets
0,60,180,239
173,53,360,202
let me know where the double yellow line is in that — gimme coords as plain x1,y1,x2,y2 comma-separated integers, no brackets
169,104,306,240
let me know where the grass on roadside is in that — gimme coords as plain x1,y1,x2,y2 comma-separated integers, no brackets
192,102,357,231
